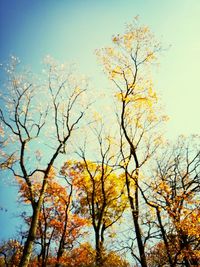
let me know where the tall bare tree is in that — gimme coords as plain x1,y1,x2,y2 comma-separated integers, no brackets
96,19,166,266
0,56,89,267
147,136,200,266
61,126,127,266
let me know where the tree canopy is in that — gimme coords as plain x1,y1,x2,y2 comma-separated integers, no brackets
0,19,199,267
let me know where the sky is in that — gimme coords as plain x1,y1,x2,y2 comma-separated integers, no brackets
0,0,200,240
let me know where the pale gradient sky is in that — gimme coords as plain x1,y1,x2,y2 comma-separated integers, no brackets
0,0,199,240
0,0,199,137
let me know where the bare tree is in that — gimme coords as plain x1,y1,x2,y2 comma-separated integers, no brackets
97,19,166,266
143,136,200,266
61,125,127,267
0,56,89,267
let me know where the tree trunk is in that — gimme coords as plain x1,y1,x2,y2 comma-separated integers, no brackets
19,179,48,267
180,235,191,267
95,231,103,267
125,174,147,267
55,193,72,267
130,199,147,267
42,245,47,267
156,208,174,267
19,203,41,267
121,100,148,267
55,238,65,267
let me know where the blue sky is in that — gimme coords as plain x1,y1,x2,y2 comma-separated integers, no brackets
1,0,200,136
0,0,200,240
